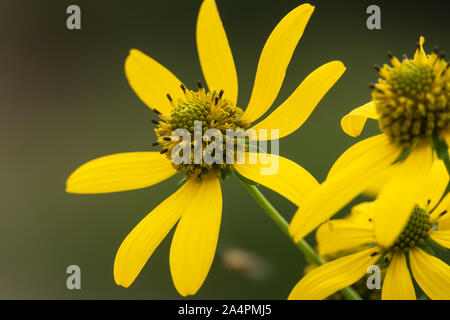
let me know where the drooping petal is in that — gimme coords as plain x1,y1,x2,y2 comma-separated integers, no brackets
374,144,433,249
327,134,395,178
381,253,416,300
413,36,428,63
430,230,450,249
418,160,449,210
288,248,379,300
170,175,222,296
362,166,398,197
316,219,375,257
289,135,401,242
196,0,238,104
409,248,450,300
233,153,318,207
113,179,198,287
250,61,345,140
66,152,176,194
240,4,315,123
125,49,184,113
340,101,379,138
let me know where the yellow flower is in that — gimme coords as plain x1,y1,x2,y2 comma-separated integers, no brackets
65,1,345,296
289,161,450,300
290,36,449,246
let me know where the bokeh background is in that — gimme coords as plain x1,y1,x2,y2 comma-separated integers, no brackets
1,0,449,299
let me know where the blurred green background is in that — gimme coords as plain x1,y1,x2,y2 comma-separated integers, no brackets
1,0,448,299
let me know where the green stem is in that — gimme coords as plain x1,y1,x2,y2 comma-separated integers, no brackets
236,176,362,300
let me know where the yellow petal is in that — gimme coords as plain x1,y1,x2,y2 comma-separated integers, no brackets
113,179,198,287
250,61,345,140
430,230,450,249
196,0,238,104
240,4,315,123
66,152,176,194
340,101,379,137
409,248,450,300
316,219,375,257
443,130,450,147
418,160,449,210
347,201,376,225
327,134,395,178
438,214,450,231
125,49,184,113
288,248,379,300
289,135,400,242
233,153,318,207
439,219,450,232
413,36,428,63
381,253,416,300
170,175,222,296
431,192,450,224
362,165,398,197
374,144,433,248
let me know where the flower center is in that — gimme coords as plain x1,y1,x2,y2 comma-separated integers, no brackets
170,99,211,134
391,205,432,253
372,47,450,147
153,83,250,179
390,62,434,98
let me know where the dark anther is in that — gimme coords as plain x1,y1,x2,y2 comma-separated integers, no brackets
368,218,373,222
439,210,448,217
152,141,159,146
427,199,431,205
162,137,171,141
180,84,186,93
218,89,224,99
434,46,440,54
402,54,408,60
369,83,376,89
440,52,446,60
373,64,381,72
384,257,389,263
166,93,173,102
160,148,169,154
152,108,161,115
151,120,160,125
370,252,379,257
214,97,219,105
197,81,203,89
387,51,394,59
